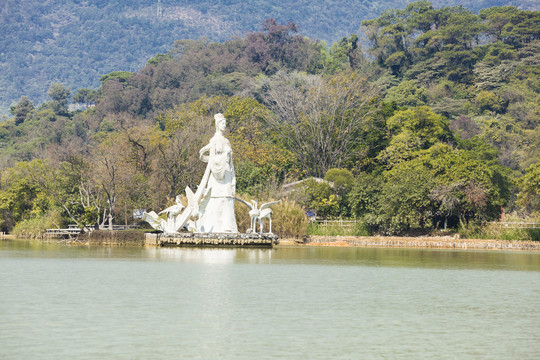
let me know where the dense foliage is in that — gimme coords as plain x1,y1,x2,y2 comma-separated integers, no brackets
1,2,539,237
1,0,538,114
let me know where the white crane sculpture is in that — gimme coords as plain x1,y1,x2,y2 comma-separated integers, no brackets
142,195,185,232
237,199,280,234
158,195,185,233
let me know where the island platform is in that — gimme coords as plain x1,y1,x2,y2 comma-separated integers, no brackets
145,232,279,247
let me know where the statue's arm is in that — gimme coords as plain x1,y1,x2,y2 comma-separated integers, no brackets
199,143,211,162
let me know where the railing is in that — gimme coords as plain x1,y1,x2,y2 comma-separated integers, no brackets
98,225,140,230
46,224,140,236
488,222,540,229
45,228,83,236
315,221,539,229
67,224,140,231
315,219,358,228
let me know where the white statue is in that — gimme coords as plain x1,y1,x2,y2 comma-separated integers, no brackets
196,113,238,233
142,210,166,232
142,195,185,232
143,113,238,234
159,195,185,233
173,186,204,233
237,199,280,234
143,113,282,236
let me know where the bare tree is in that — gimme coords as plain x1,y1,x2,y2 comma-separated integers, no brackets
90,130,153,229
156,125,210,200
261,71,379,177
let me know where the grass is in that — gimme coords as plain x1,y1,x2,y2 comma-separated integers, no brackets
459,214,540,241
84,229,146,245
460,225,540,241
307,221,373,237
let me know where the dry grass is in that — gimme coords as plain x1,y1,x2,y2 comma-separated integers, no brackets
272,198,309,239
234,195,251,233
84,230,146,245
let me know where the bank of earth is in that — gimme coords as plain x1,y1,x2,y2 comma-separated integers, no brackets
77,231,540,251
286,236,540,251
2,231,538,251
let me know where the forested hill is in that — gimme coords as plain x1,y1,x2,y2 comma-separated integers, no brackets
1,0,538,114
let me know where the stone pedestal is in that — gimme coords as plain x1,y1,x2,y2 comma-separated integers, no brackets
145,232,279,247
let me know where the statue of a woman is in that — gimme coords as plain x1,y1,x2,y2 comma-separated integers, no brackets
197,113,238,233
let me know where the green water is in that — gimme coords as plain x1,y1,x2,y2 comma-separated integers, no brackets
1,240,539,359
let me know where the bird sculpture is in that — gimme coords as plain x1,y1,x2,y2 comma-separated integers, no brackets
158,195,185,233
237,199,280,234
159,195,184,216
174,186,211,233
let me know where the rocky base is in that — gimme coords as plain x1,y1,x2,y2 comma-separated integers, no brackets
145,232,279,247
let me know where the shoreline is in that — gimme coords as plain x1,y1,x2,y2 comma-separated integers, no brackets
2,233,539,251
277,235,540,251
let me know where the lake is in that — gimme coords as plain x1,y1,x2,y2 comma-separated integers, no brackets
1,240,539,359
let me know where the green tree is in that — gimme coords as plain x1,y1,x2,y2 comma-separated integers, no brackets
47,83,71,116
99,71,133,85
298,178,341,219
324,168,354,191
323,34,364,73
384,80,428,107
324,168,354,216
349,172,383,219
378,106,452,166
146,52,173,67
474,91,502,113
517,161,540,213
480,6,540,47
352,140,510,233
425,144,507,226
480,6,516,42
0,163,48,232
73,88,99,106
10,96,34,125
377,160,436,234
388,106,451,145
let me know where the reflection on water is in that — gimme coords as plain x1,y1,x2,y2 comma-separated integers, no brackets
1,239,539,359
2,240,539,271
145,247,274,265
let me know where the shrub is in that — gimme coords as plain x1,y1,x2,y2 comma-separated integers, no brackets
271,198,309,239
12,217,49,239
459,220,540,241
297,178,341,218
353,221,373,236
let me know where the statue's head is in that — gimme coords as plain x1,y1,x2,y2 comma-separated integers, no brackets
214,113,226,130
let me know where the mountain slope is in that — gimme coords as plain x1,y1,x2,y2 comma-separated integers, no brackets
0,0,538,114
